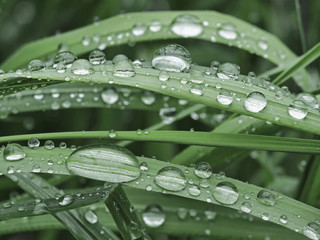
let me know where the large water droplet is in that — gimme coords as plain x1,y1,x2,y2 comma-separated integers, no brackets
71,59,94,75
288,100,308,120
3,143,26,161
142,204,166,228
194,162,212,179
171,14,203,38
141,91,156,105
154,166,187,191
217,90,233,105
296,93,319,109
218,23,238,40
216,63,240,80
113,54,135,77
66,144,140,183
53,51,77,68
303,222,320,240
152,44,191,72
101,88,119,104
244,92,267,113
257,189,276,206
58,194,74,206
28,138,40,149
89,50,106,65
212,181,239,205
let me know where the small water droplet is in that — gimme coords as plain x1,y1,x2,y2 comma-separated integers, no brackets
89,50,106,65
142,205,166,228
53,51,77,68
71,59,94,75
194,162,212,179
257,189,276,206
280,215,288,224
216,63,240,80
171,14,203,37
217,90,233,105
28,60,45,71
132,22,147,36
101,88,119,105
240,202,252,213
152,44,191,72
149,20,162,32
113,54,135,77
44,140,55,150
189,85,203,96
141,91,156,105
244,92,267,113
188,185,201,196
154,166,187,191
288,100,308,120
58,194,74,206
212,181,239,205
218,23,238,40
85,210,98,224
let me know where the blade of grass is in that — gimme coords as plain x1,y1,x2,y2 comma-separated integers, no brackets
0,130,319,154
295,0,307,53
273,42,320,85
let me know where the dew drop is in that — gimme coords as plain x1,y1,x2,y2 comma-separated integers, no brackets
257,189,276,206
262,213,270,221
53,51,77,68
142,205,166,228
288,100,308,120
280,215,288,224
3,143,26,161
101,88,119,105
240,202,252,213
303,222,320,240
171,14,203,38
154,166,187,191
244,92,267,113
217,90,234,105
58,194,74,206
132,22,147,36
218,23,238,40
113,54,135,77
188,185,201,196
28,60,45,71
189,85,203,96
89,50,106,65
194,162,212,179
216,63,240,80
71,59,94,75
44,140,55,150
141,91,156,105
149,20,162,32
66,144,140,183
212,181,239,205
85,210,98,224
152,44,191,72
258,39,269,50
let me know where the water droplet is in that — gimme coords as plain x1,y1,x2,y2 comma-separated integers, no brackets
194,162,212,179
85,210,98,224
297,93,319,109
216,63,240,80
204,209,217,220
101,88,119,105
53,51,77,68
141,91,156,105
189,185,201,196
244,92,267,113
280,215,288,224
240,202,252,213
113,54,135,77
108,129,117,138
218,23,238,40
217,90,233,105
152,44,191,72
140,162,148,171
44,140,55,150
159,107,176,125
262,213,270,221
142,205,166,228
257,189,276,206
28,60,45,71
132,22,147,36
258,38,268,50
212,181,239,205
189,84,203,96
303,222,320,240
58,194,74,206
89,50,106,65
71,59,94,75
288,100,308,120
154,166,187,191
3,143,26,161
171,14,203,37
28,138,40,149
66,144,140,183
149,20,162,32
